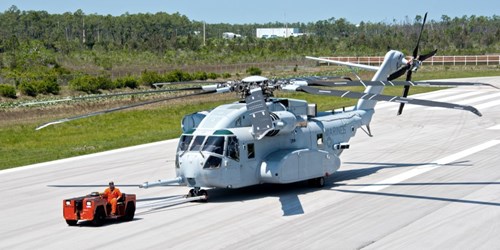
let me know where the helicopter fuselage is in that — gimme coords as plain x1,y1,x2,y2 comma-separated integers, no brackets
175,98,371,189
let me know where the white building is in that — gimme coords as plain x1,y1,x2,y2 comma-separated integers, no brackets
222,32,242,39
256,28,302,38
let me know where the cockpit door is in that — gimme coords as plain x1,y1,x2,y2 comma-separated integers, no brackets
223,136,241,186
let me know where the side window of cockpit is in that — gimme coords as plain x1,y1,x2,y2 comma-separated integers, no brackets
190,136,206,151
227,136,239,161
247,143,255,159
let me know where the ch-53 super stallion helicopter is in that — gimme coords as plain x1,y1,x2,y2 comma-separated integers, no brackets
40,13,496,201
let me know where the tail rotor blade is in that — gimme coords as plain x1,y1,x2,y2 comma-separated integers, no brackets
413,12,428,58
397,85,411,115
418,49,438,62
388,64,410,81
398,61,415,115
401,12,427,115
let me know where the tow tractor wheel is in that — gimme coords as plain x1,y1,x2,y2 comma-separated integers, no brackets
92,206,105,226
66,220,77,226
122,202,135,222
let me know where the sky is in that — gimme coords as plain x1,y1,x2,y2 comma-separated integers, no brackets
0,0,498,24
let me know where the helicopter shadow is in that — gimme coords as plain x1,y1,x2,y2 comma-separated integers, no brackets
207,182,325,216
329,160,500,207
137,160,479,216
331,160,471,184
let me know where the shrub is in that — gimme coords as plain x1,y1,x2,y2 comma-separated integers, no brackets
69,75,101,94
165,69,193,82
18,81,38,97
0,84,16,98
193,71,208,81
207,72,219,80
140,70,163,87
246,67,262,76
222,72,232,79
36,79,60,95
95,75,114,90
114,76,138,89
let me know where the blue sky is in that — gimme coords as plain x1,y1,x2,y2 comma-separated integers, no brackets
0,0,498,24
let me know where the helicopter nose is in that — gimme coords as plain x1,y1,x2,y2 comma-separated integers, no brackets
181,154,203,176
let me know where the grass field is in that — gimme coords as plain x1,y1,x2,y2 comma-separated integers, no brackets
1,66,499,170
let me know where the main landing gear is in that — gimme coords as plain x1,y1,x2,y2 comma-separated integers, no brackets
186,187,208,202
308,176,325,188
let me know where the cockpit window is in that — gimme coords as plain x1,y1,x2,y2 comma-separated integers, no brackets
189,136,206,151
203,155,222,169
178,135,193,152
227,136,239,161
202,136,224,155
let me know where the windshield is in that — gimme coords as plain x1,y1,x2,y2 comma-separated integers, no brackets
189,136,206,151
178,135,193,152
202,136,224,155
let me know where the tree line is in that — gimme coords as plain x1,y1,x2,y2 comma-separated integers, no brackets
1,5,499,57
0,5,499,99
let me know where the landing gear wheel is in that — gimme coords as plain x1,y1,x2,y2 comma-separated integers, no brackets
186,188,208,202
187,189,195,198
317,177,325,187
309,177,325,188
198,189,208,202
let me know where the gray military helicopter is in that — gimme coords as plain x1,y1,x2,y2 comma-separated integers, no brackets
40,13,496,201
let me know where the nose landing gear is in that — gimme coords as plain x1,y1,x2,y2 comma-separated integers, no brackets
187,187,208,202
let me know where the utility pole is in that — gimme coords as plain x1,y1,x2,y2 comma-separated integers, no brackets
203,21,206,46
82,16,86,44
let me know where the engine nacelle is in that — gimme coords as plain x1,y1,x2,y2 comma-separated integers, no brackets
266,111,300,137
182,111,209,133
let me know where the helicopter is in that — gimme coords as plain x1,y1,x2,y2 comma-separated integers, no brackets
38,13,496,201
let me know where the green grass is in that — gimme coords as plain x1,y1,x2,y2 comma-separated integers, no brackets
0,101,228,169
1,67,498,170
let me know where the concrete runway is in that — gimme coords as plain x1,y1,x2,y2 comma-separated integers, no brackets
1,76,499,249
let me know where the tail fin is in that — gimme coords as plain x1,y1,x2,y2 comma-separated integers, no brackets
354,50,407,111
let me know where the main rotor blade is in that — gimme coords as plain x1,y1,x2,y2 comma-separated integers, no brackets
297,86,482,117
36,90,217,130
306,80,498,89
22,86,207,106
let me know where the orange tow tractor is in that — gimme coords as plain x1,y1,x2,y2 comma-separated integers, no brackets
63,192,136,226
